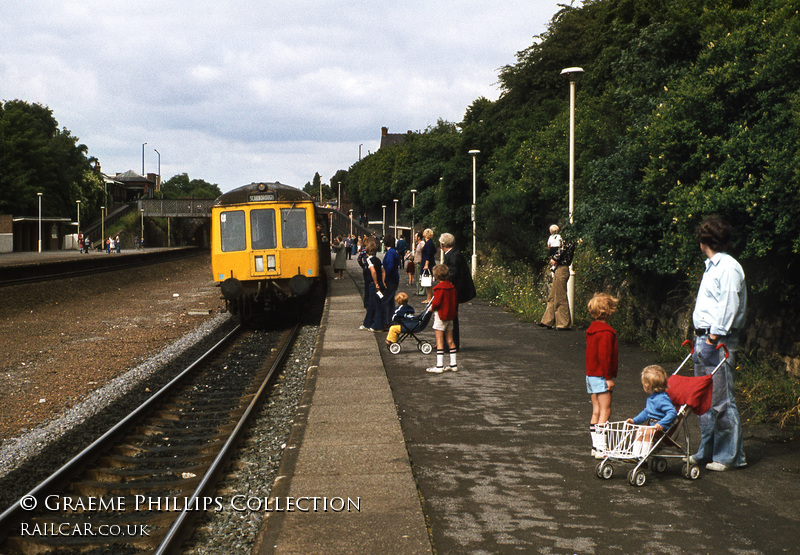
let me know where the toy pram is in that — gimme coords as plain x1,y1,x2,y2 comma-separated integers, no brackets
595,340,728,486
387,299,434,355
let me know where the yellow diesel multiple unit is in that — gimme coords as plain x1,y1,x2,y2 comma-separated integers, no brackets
211,182,327,321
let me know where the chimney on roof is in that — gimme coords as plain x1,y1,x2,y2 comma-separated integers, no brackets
381,126,388,136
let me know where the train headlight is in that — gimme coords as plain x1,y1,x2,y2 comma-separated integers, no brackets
267,255,276,271
254,255,264,272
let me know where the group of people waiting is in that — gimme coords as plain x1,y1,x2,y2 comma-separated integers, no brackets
342,228,475,374
579,215,747,472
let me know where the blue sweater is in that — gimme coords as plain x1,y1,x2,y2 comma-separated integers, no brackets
632,391,677,430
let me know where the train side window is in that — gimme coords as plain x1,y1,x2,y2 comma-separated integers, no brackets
220,210,246,252
251,209,277,250
281,208,308,248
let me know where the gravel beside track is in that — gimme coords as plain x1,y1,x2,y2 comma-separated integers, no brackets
0,254,230,508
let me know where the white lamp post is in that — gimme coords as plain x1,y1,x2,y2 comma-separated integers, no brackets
154,148,161,192
101,206,105,252
410,189,417,235
393,199,398,239
142,142,147,176
349,209,353,236
561,66,584,326
381,204,386,240
468,150,480,277
37,192,43,253
141,208,145,249
76,200,81,237
338,181,341,210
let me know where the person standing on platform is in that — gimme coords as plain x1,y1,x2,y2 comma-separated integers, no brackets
426,264,459,374
539,227,573,330
413,231,423,290
585,292,619,458
381,234,401,329
690,215,747,471
420,228,436,304
360,238,385,332
440,232,476,350
331,236,347,279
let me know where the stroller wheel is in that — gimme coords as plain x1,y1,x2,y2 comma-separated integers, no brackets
628,469,647,487
682,463,702,480
596,461,613,480
389,342,402,354
419,342,433,355
649,457,668,473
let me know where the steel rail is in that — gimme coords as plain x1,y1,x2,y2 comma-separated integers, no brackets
0,323,241,536
155,321,301,554
0,248,205,287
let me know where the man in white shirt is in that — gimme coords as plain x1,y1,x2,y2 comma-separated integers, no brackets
690,216,747,471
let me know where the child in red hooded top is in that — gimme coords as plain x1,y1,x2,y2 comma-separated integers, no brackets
585,293,619,458
426,264,459,373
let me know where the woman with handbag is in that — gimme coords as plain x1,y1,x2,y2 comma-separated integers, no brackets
420,228,436,303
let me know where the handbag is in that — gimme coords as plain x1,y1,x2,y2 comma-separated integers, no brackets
420,269,432,288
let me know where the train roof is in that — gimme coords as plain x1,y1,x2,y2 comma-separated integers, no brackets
213,182,313,206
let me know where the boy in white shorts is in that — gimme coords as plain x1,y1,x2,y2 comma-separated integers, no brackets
426,264,459,373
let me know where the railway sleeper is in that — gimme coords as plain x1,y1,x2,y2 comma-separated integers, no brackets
96,451,217,468
83,462,209,482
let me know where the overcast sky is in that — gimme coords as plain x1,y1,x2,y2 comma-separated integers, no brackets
1,1,568,192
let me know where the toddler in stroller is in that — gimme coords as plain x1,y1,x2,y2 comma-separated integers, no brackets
625,365,677,457
386,295,434,355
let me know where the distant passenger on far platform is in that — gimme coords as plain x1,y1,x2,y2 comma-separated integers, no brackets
426,264,458,374
84,236,90,253
115,234,121,253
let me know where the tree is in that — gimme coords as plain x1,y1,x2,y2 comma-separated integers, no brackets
0,99,95,217
159,173,222,199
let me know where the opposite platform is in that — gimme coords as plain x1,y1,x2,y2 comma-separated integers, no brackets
254,272,431,554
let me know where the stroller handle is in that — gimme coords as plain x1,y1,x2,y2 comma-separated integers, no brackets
716,342,729,359
682,339,694,354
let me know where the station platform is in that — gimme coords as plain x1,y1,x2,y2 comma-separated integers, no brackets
258,256,800,554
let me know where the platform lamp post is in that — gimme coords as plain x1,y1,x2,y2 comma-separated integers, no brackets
410,189,417,234
140,208,145,249
154,149,161,192
560,66,584,326
101,206,105,252
468,150,480,278
381,204,386,241
349,209,353,236
142,142,147,176
393,198,398,239
338,181,341,210
76,200,81,237
37,192,43,253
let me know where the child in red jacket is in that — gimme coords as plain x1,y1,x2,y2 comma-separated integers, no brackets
585,292,619,458
426,264,459,373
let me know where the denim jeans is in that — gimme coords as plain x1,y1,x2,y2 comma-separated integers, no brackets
693,335,746,467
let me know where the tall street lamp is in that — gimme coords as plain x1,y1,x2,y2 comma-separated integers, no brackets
154,148,161,192
141,208,145,249
338,181,342,210
410,189,417,237
76,200,81,237
561,66,584,326
381,204,386,250
349,209,353,237
37,192,43,253
101,206,106,251
393,199,399,239
142,142,147,176
468,150,480,277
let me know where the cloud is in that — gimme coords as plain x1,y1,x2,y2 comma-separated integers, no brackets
1,0,564,190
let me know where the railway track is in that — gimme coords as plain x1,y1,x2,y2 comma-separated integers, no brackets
0,319,301,554
0,248,205,287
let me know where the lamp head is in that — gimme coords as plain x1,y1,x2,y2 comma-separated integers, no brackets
560,67,585,81
468,149,480,156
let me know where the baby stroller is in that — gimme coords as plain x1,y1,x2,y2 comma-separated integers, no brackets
595,340,728,487
388,299,434,355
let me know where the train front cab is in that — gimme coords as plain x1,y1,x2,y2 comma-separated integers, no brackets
211,199,321,318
